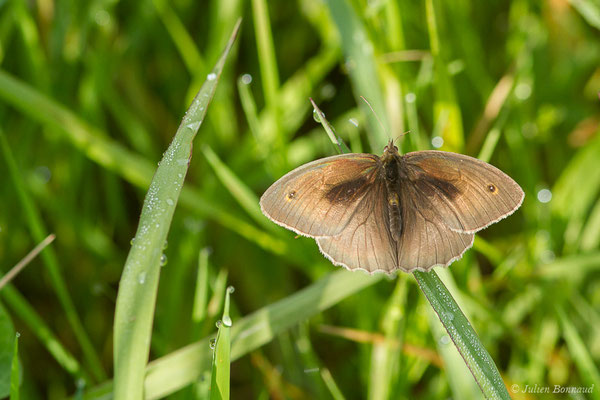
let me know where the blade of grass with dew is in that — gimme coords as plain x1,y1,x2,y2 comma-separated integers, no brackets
556,305,600,399
414,270,510,399
84,269,383,399
112,21,241,400
425,0,464,151
9,333,19,400
0,70,288,260
310,99,350,153
0,128,105,382
210,286,234,400
324,0,389,150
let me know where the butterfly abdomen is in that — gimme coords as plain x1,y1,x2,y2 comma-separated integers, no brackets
383,155,403,241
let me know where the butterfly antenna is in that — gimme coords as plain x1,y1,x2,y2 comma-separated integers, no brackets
360,96,390,142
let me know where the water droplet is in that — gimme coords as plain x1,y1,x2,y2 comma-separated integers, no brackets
166,198,174,206
313,109,323,123
216,320,222,328
443,311,455,321
431,136,444,148
186,121,201,131
241,74,252,84
405,92,416,103
348,118,359,127
227,285,235,294
162,240,168,250
15,332,21,338
209,338,216,349
222,315,232,327
160,254,168,266
130,238,136,245
537,188,552,203
439,335,451,345
138,272,147,284
207,72,217,81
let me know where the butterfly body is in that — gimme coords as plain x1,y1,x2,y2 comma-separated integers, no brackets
260,142,524,274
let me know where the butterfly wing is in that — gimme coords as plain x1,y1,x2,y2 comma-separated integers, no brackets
259,153,380,237
316,178,474,273
402,151,524,234
315,179,399,273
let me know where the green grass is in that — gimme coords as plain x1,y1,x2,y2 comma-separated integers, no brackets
1,1,600,399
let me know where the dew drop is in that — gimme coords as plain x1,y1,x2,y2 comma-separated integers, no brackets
313,109,322,123
186,121,201,131
442,311,455,321
439,335,451,345
431,136,444,148
166,198,174,206
160,254,168,266
162,240,168,250
138,272,147,284
216,320,222,328
209,338,216,349
130,238,136,245
241,74,252,84
207,72,217,81
227,285,235,294
15,332,21,338
222,315,232,327
405,92,416,103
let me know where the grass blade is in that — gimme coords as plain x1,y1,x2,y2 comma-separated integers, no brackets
414,270,510,399
112,21,241,400
209,286,234,400
85,269,383,399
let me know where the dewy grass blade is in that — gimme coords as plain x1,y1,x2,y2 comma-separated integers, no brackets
112,20,241,400
210,287,234,400
413,270,510,399
85,269,383,399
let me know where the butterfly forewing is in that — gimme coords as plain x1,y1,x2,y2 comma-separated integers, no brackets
259,153,379,238
403,151,524,234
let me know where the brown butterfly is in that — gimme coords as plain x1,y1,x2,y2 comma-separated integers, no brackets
260,142,524,273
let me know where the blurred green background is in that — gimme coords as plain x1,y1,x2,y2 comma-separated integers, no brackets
1,0,600,398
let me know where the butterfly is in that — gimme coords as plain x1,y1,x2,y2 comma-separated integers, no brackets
260,141,524,273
